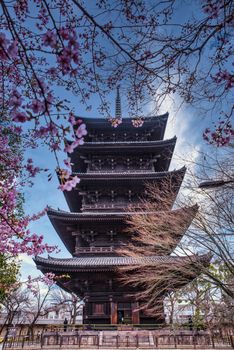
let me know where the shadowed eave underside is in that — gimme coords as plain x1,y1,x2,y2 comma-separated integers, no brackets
62,167,186,212
70,137,177,173
34,253,211,298
46,205,198,255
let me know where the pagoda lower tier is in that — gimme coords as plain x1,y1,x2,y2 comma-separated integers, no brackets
35,254,210,325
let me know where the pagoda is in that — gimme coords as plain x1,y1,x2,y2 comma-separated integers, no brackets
35,90,209,325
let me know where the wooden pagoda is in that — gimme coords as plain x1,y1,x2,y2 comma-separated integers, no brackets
35,92,210,325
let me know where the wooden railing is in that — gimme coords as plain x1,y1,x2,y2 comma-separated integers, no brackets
75,246,114,254
3,329,234,349
82,203,142,211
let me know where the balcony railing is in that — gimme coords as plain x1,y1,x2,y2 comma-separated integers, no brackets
75,246,115,254
82,203,141,211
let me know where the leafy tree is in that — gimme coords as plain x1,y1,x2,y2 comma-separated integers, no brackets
0,255,19,302
173,263,234,330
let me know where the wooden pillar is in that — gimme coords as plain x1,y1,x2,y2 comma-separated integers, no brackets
132,302,140,324
111,302,117,324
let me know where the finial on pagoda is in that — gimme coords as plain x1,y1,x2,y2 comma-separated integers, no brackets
115,86,122,119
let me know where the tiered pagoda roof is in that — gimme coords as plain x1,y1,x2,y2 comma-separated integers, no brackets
74,168,185,180
35,253,210,300
47,204,197,221
35,100,210,325
79,113,169,141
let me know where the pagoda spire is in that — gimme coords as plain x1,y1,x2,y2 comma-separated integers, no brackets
115,86,122,119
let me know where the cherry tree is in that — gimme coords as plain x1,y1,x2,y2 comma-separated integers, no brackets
0,288,30,336
0,281,53,338
1,0,233,143
0,0,233,278
50,289,83,325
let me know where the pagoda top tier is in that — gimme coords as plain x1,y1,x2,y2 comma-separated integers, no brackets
77,113,168,142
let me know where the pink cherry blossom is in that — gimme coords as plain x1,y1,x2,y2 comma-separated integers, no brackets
0,33,9,47
68,113,77,125
72,50,79,64
64,157,72,168
12,111,28,122
64,142,75,154
8,41,18,59
78,137,84,145
108,117,122,128
59,27,70,40
25,158,40,177
203,120,233,146
57,168,70,181
28,100,45,114
59,175,80,191
9,90,23,109
0,33,9,60
75,123,87,138
57,48,72,73
42,30,57,48
132,117,144,128
64,139,82,153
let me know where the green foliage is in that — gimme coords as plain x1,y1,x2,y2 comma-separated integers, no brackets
192,308,205,330
0,124,23,299
0,254,20,302
175,261,233,329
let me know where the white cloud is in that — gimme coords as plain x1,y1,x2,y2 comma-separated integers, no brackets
18,254,40,281
18,254,34,266
157,94,201,171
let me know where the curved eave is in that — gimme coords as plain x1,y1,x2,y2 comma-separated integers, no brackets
48,213,75,255
63,190,83,216
47,204,197,222
75,167,186,182
34,253,211,274
34,253,211,298
74,137,176,151
79,113,168,131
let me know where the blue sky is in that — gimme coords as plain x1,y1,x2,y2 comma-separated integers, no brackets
1,0,230,290
16,0,219,280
